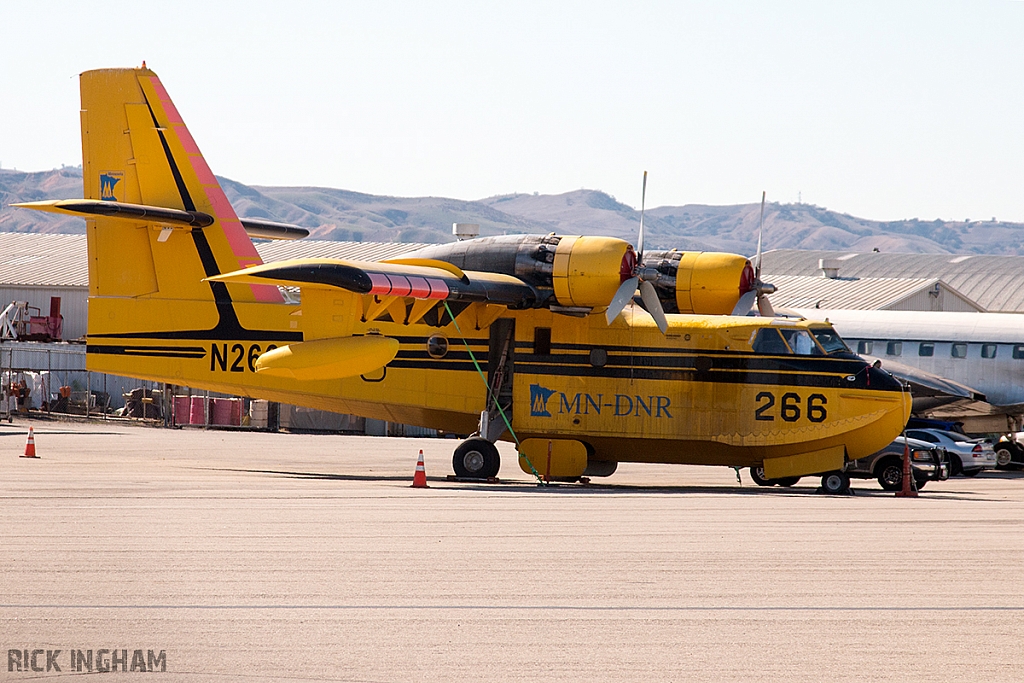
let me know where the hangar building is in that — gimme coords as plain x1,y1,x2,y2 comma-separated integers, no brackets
761,249,1024,313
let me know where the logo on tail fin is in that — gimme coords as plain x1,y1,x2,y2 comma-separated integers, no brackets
99,172,123,201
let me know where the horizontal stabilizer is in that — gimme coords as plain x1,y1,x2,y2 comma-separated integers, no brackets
239,218,309,240
207,258,539,307
16,200,309,241
13,199,213,227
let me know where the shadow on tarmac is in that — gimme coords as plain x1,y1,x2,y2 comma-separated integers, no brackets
205,467,413,483
209,467,997,500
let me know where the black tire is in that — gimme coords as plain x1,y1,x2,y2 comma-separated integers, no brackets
948,455,962,477
996,447,1015,469
877,459,904,491
913,477,927,491
774,477,801,487
749,466,774,487
452,438,500,479
820,471,850,495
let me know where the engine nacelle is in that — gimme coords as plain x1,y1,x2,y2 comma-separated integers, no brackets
640,250,754,315
550,235,632,308
402,234,633,309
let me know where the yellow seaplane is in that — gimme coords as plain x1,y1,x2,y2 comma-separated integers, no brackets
15,66,911,491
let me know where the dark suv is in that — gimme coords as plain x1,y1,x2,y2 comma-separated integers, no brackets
818,437,949,494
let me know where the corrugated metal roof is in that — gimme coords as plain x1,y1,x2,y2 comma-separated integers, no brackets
761,249,1024,312
0,232,89,287
765,275,982,311
0,233,430,287
255,239,430,262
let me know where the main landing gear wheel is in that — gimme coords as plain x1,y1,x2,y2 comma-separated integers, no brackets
452,438,500,479
749,466,774,487
820,471,851,495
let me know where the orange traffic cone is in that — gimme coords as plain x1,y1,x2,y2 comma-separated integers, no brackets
895,439,917,498
20,427,38,458
411,449,428,488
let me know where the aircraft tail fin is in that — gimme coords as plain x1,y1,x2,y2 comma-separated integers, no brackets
77,66,281,303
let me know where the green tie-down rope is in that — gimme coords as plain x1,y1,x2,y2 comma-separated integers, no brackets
442,301,546,485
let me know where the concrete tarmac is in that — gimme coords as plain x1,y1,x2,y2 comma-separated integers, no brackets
2,417,1023,681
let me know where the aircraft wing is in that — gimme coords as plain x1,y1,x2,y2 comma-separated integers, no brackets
207,257,540,308
865,355,987,411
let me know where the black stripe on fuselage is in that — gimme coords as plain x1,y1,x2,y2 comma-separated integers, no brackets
394,348,859,375
392,335,488,347
382,356,862,389
514,352,864,375
88,326,302,342
87,344,207,359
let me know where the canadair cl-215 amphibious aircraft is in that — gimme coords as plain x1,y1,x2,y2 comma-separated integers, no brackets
15,66,911,483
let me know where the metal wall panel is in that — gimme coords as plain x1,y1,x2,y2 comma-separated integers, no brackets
0,286,88,340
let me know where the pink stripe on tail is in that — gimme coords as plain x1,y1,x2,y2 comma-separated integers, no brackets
172,124,201,154
250,284,285,303
148,77,171,103
190,155,218,186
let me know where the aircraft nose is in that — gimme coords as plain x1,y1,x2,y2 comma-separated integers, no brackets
869,365,907,392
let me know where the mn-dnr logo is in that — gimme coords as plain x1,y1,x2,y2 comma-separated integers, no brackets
8,648,166,673
529,383,672,418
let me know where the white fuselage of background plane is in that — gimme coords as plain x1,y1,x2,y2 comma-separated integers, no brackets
794,308,1024,410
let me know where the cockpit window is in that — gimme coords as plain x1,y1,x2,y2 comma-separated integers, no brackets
811,328,851,355
751,328,792,355
780,329,822,356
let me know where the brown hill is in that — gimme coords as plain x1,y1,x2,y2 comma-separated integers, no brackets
4,167,1024,255
0,167,87,233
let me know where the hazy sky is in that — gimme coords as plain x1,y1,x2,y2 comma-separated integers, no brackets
2,1,1023,222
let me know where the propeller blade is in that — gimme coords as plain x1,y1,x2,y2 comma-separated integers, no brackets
637,171,648,261
639,280,668,334
757,291,776,318
731,289,757,317
753,190,765,277
605,276,639,325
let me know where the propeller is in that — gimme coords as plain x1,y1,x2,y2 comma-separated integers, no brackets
731,190,777,317
605,172,669,333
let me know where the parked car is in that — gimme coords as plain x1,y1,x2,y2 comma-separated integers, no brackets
817,437,949,494
994,433,1024,470
907,417,965,435
905,428,996,476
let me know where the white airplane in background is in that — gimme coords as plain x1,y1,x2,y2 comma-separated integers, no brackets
792,308,1024,415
